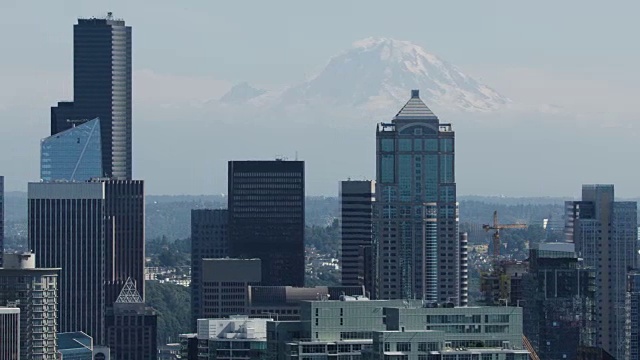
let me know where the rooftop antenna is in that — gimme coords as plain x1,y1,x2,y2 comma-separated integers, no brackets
295,151,298,161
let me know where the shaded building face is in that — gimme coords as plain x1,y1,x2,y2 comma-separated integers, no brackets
228,160,305,286
41,118,103,181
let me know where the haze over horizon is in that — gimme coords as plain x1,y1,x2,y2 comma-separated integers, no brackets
2,1,640,197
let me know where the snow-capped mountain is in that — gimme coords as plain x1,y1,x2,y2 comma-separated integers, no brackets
219,82,266,104
219,37,510,113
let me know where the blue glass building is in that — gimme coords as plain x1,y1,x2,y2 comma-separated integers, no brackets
40,118,103,182
374,90,463,303
57,332,93,360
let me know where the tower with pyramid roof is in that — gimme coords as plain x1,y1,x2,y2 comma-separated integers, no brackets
105,278,157,359
373,90,467,305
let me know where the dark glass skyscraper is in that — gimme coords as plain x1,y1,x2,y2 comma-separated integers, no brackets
51,14,132,179
374,90,460,303
228,160,305,286
340,180,375,289
28,180,145,345
190,209,228,328
523,243,595,360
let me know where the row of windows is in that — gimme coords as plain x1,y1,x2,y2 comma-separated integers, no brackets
380,138,454,153
234,172,301,177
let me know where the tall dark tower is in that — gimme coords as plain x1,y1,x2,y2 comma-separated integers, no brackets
51,13,132,179
228,160,305,286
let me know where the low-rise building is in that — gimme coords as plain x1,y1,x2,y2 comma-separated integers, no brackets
181,316,270,360
268,298,529,360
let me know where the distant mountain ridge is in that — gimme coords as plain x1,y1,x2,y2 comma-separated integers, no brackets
218,37,510,113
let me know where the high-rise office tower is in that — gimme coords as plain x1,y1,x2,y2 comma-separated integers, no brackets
0,307,20,360
228,160,305,286
565,184,637,359
0,175,3,267
29,180,145,345
523,243,595,360
190,209,228,328
625,270,640,360
340,180,375,289
51,14,132,179
106,278,157,360
374,90,460,303
40,117,103,182
0,253,59,360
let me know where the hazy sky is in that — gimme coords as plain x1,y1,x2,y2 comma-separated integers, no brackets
1,1,640,196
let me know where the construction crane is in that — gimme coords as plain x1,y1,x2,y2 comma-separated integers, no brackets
482,211,527,258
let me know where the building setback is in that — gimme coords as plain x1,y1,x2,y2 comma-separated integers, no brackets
565,184,638,359
0,253,59,360
51,14,132,179
228,160,305,286
0,307,20,360
28,180,145,345
190,209,228,328
374,90,461,303
40,117,103,182
340,180,375,290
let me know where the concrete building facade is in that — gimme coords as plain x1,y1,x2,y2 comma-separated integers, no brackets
565,184,637,358
0,253,59,360
268,299,528,360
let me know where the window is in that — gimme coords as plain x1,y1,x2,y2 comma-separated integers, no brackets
399,139,412,151
425,139,438,151
381,138,395,152
439,138,453,152
381,155,395,183
397,342,411,352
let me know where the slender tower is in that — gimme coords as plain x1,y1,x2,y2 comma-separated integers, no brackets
51,13,132,179
374,90,460,303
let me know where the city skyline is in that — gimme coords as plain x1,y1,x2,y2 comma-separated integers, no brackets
1,2,640,197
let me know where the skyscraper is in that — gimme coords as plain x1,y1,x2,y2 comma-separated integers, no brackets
565,184,638,359
190,209,228,328
29,180,145,345
374,90,460,303
40,117,102,182
340,180,375,289
106,278,157,360
0,175,4,267
0,307,20,360
0,253,59,360
51,14,132,179
228,160,305,286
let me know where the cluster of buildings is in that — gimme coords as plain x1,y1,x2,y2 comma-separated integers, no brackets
1,12,640,360
0,14,156,360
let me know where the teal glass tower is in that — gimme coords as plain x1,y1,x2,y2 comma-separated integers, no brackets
374,90,460,303
40,117,103,182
